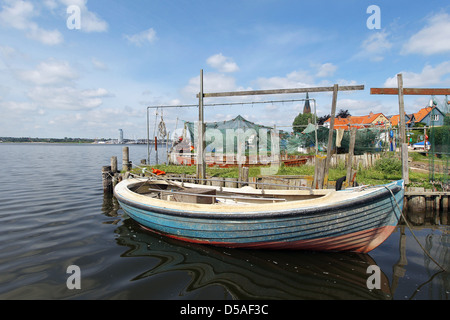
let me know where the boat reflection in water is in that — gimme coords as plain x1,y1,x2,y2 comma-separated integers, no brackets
114,218,392,300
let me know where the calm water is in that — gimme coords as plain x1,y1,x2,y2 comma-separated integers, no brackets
0,143,448,300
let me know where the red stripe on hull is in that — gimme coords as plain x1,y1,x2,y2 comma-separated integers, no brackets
140,225,396,253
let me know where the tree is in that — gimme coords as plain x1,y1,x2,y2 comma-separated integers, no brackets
336,109,351,118
292,113,314,133
318,114,330,125
444,113,450,126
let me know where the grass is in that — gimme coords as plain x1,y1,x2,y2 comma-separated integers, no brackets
133,152,440,188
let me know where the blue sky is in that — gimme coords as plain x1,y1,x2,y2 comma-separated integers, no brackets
1,0,450,139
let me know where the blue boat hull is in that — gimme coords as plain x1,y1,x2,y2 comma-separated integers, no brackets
114,180,404,253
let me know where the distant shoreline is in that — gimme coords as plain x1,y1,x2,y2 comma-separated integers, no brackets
0,137,97,144
0,137,166,144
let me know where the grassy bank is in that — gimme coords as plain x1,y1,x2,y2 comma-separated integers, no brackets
133,152,436,188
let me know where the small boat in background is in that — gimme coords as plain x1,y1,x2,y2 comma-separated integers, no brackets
114,179,404,253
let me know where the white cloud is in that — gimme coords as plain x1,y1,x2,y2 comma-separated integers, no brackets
0,0,63,45
0,45,16,63
91,57,108,70
384,62,450,87
59,0,108,32
0,99,36,112
125,28,157,46
402,12,450,55
316,63,337,78
207,53,239,73
43,0,58,11
28,86,110,111
182,72,239,97
255,69,316,90
357,31,392,61
78,9,108,33
27,25,63,45
17,59,78,85
0,0,34,30
336,99,386,116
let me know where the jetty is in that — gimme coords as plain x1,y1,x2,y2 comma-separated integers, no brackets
102,146,450,220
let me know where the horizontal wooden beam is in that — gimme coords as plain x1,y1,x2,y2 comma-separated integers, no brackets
371,88,450,95
198,85,365,98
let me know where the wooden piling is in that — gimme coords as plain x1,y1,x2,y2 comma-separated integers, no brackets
155,136,158,165
241,167,249,187
102,166,113,194
407,187,426,213
346,127,357,186
314,155,327,189
324,84,338,182
122,147,131,171
111,156,118,173
442,196,448,213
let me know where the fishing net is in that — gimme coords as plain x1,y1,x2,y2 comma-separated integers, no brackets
428,101,450,188
184,115,391,156
184,115,276,153
284,126,387,155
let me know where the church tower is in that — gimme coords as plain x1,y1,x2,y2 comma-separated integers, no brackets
303,92,311,114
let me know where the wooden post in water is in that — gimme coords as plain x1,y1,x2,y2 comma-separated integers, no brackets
111,156,118,173
102,166,113,194
122,147,131,171
110,156,119,188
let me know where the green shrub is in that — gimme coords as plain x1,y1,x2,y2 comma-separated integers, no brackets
374,155,402,174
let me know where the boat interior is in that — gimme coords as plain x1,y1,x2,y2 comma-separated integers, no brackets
127,179,330,205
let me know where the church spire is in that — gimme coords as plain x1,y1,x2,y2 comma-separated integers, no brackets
303,92,311,114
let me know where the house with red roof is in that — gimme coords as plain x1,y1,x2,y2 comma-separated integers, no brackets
389,106,446,128
324,112,390,130
409,106,445,127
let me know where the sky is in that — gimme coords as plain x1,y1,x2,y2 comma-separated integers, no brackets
1,0,450,139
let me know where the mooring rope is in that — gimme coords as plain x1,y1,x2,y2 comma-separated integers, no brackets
384,186,446,272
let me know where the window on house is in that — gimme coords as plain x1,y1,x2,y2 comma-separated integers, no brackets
432,114,439,121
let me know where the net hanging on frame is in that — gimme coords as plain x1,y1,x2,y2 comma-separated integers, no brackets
428,97,450,188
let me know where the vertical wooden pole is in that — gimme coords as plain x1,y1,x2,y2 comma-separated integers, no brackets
314,156,327,189
197,69,206,183
111,156,118,173
242,167,249,187
324,84,339,186
122,146,130,171
402,144,409,184
397,74,407,144
102,166,113,194
155,136,158,165
166,132,169,164
147,107,150,165
398,74,409,184
346,127,357,186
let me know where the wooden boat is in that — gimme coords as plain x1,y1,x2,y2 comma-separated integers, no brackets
114,178,404,253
